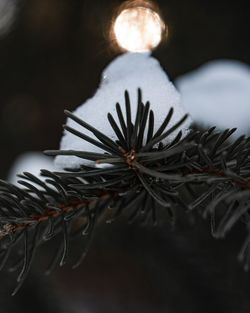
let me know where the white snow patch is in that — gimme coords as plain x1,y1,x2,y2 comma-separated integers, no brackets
56,52,191,169
176,60,250,136
8,152,55,185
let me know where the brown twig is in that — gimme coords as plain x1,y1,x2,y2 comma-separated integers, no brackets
0,192,113,240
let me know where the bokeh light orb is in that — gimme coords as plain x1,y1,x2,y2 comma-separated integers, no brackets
113,4,166,53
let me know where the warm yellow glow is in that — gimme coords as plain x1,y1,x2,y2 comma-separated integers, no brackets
113,6,165,52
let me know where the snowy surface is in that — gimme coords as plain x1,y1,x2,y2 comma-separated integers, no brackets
8,152,55,185
56,52,191,169
176,60,250,136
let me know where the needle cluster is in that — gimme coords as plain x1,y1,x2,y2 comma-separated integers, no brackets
1,89,250,294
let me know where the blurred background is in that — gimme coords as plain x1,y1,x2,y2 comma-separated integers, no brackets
1,1,250,312
1,0,250,178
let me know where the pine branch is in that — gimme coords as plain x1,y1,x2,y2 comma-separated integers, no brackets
1,89,250,294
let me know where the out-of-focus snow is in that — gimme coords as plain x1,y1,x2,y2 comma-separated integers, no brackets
8,152,55,185
56,52,191,169
176,60,250,135
0,0,17,36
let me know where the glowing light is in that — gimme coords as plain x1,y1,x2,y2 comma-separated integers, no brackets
113,5,165,52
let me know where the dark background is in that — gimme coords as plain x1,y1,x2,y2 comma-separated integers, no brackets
0,0,250,178
1,1,250,312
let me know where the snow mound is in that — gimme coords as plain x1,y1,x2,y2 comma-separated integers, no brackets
176,60,250,136
56,52,191,169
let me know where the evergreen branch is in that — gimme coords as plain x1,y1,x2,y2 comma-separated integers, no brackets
1,89,250,294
